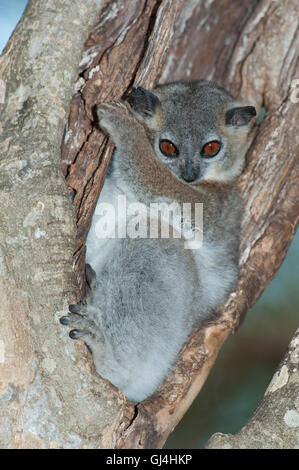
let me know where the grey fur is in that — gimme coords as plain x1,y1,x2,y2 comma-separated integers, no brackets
60,80,256,402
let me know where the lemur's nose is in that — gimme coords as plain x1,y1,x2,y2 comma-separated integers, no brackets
182,174,196,182
181,161,198,182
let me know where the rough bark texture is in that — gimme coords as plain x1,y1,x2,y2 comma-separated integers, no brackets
0,0,124,449
206,328,299,449
0,0,298,449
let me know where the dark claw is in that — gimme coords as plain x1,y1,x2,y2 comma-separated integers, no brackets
69,303,81,314
60,315,71,325
86,263,96,290
69,329,85,340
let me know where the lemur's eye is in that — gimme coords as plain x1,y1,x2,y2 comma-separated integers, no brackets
159,139,178,157
201,140,221,157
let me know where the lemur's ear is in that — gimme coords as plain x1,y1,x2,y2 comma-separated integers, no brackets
128,87,161,119
225,106,256,127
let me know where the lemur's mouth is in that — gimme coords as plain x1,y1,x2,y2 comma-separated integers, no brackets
182,175,197,183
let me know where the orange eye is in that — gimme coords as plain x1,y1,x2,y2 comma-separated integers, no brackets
201,140,221,157
159,139,178,157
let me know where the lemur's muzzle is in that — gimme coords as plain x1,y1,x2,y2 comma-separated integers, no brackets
181,160,199,182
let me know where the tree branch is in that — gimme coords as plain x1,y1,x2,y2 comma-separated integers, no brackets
0,0,124,449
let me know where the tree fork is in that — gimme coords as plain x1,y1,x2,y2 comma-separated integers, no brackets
0,0,298,449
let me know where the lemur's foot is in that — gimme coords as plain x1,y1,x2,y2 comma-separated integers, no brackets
60,263,98,340
60,303,105,350
60,306,96,340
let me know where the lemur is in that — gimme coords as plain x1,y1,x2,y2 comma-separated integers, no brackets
60,81,256,402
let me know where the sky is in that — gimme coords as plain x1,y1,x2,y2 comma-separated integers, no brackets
0,0,28,53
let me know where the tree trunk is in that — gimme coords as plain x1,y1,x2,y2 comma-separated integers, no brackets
0,0,122,449
0,0,298,449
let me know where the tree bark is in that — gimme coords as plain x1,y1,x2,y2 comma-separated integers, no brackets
0,0,298,449
0,0,123,449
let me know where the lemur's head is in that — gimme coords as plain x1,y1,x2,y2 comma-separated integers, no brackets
128,81,256,184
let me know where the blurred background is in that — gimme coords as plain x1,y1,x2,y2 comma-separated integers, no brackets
1,0,297,449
